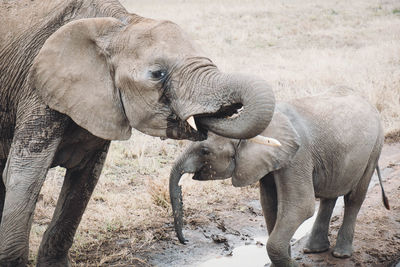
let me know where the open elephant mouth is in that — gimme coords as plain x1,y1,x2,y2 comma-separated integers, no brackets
192,160,235,181
166,102,245,141
192,167,207,180
166,113,208,141
192,166,230,181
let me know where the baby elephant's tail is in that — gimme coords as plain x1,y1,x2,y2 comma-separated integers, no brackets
376,165,390,210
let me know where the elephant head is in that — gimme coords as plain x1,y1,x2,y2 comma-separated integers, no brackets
169,110,301,243
30,17,275,141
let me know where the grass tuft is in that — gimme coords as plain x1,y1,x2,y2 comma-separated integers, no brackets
147,178,170,210
385,130,400,144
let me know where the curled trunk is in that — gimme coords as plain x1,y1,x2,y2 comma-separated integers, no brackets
198,74,276,139
173,60,276,140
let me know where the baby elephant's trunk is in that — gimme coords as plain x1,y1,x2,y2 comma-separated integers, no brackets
169,159,188,244
169,145,204,243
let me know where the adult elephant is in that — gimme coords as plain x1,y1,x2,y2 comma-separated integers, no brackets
0,1,275,266
170,87,388,267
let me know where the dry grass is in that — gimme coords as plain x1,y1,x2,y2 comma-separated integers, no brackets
30,0,400,265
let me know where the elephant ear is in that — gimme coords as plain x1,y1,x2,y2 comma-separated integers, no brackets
30,18,132,140
232,111,300,187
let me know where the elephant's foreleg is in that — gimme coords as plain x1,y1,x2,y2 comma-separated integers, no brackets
259,173,277,235
0,108,67,267
303,197,337,253
333,159,376,258
37,141,110,267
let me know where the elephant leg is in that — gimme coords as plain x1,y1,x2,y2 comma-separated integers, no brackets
303,197,337,253
332,161,376,258
37,141,110,267
259,173,277,235
267,166,315,267
0,108,67,267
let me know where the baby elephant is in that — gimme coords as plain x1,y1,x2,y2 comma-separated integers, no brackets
169,87,389,267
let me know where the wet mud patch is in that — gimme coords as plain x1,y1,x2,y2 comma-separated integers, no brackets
143,200,268,266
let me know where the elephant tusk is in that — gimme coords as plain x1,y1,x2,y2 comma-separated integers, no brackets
186,116,197,131
249,135,282,147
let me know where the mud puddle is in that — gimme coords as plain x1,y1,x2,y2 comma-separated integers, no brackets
197,197,346,267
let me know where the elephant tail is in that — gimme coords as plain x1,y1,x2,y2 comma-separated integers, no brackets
376,165,390,210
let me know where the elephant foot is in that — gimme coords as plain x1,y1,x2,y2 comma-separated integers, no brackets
303,239,330,254
37,255,72,267
332,245,352,258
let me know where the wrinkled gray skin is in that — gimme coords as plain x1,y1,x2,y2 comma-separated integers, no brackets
0,1,276,266
170,87,387,267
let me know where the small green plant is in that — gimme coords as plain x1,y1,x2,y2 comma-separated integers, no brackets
105,219,123,233
393,9,400,14
331,9,338,15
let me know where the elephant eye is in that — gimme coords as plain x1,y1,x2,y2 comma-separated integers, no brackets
149,70,167,81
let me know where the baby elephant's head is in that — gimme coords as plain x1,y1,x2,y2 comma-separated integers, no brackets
168,134,237,244
169,111,300,244
183,134,237,181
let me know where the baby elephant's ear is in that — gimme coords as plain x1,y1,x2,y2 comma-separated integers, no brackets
30,18,131,140
232,111,300,187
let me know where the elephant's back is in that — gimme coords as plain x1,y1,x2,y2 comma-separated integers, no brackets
288,90,382,141
0,0,83,103
281,92,383,198
289,91,383,158
0,0,66,47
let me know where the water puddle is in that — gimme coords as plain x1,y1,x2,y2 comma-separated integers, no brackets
199,198,345,267
198,236,269,267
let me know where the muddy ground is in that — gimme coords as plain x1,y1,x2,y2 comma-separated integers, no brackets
139,143,400,267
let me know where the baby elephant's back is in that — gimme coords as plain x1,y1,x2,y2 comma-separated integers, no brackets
288,88,383,197
290,86,383,147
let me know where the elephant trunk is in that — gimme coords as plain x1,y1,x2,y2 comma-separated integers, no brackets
173,59,275,139
169,146,202,244
169,163,187,244
198,73,276,139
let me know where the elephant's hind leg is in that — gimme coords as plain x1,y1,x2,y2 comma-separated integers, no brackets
303,197,337,253
332,160,376,258
37,141,110,267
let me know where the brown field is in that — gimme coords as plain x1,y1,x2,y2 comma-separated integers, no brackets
30,0,400,266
